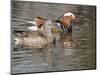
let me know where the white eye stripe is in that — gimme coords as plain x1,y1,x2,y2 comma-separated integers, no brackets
63,12,75,17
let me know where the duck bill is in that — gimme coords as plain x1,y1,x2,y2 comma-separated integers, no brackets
72,16,76,20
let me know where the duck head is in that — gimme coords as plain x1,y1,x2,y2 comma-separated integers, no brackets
27,17,46,31
59,12,75,27
34,16,46,28
63,12,75,20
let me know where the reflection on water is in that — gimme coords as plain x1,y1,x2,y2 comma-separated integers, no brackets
11,1,96,74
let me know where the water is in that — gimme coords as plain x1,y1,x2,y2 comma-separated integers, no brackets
11,1,96,74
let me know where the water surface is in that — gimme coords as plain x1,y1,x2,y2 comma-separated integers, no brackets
11,1,96,74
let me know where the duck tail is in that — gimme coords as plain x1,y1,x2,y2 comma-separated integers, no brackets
13,30,23,37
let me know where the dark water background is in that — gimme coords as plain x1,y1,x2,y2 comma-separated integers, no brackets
11,1,96,74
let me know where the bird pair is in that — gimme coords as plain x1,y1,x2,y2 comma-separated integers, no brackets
27,12,76,33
